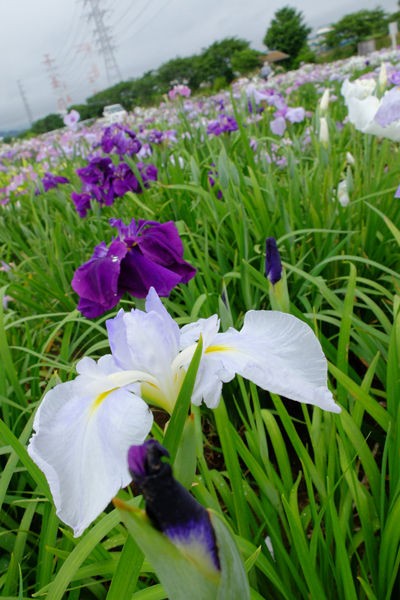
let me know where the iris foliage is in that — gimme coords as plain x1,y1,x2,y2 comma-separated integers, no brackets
0,49,400,599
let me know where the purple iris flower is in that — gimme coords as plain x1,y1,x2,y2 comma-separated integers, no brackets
76,157,115,206
148,129,164,144
112,163,142,196
76,156,115,188
137,162,158,185
265,237,282,284
101,124,142,157
71,191,92,218
128,440,220,571
71,218,196,318
207,115,238,136
35,172,70,195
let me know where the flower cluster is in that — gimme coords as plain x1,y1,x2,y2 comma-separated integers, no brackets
168,84,191,100
72,157,157,217
207,114,238,136
72,218,196,317
100,124,142,157
28,287,340,536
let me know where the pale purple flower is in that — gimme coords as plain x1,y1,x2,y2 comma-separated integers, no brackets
270,116,286,136
63,110,80,130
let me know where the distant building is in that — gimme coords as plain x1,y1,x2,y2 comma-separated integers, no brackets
308,26,333,54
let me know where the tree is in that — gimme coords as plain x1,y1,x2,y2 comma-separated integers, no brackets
231,48,263,75
324,8,388,50
263,6,311,69
31,113,64,134
198,38,252,84
156,55,202,91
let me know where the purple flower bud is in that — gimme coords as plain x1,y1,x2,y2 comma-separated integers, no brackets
128,440,220,572
265,237,282,284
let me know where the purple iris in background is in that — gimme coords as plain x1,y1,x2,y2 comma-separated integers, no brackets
100,124,142,157
76,157,115,206
71,218,196,318
128,440,220,572
207,114,238,136
35,172,70,195
73,157,158,217
265,237,282,284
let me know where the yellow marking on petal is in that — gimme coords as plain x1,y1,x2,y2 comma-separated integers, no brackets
91,388,117,413
205,345,233,354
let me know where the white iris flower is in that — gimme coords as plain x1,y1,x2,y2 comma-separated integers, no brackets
28,288,340,536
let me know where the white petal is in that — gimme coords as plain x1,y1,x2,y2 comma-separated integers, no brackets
180,315,220,349
200,311,340,413
28,372,153,536
107,297,180,383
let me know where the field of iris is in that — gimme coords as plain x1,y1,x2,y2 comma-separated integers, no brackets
1,48,400,599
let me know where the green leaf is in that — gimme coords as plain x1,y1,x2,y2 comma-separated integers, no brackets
163,336,203,462
115,499,220,600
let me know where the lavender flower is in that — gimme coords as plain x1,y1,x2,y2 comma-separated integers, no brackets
72,218,196,318
207,115,238,136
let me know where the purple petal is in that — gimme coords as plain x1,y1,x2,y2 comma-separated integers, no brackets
72,240,128,318
270,116,286,136
374,87,400,127
128,441,220,571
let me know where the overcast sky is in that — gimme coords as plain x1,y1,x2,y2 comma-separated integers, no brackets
0,0,397,131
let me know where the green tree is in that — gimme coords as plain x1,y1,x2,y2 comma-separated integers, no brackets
31,113,64,134
198,38,251,84
263,6,311,69
156,55,202,91
231,48,263,75
325,8,388,50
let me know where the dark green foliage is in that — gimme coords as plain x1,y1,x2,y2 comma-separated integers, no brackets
231,48,263,74
156,55,203,91
31,113,64,134
198,38,251,84
263,5,311,69
67,103,102,121
324,8,389,51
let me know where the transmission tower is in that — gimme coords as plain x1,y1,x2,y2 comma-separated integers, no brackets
83,0,122,85
17,80,34,126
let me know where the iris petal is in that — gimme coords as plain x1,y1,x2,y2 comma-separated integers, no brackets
28,361,153,536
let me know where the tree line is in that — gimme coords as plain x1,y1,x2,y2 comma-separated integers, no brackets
16,5,400,137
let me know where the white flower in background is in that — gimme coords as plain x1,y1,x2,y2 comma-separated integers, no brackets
319,117,329,147
337,180,350,207
342,78,400,141
319,88,330,114
28,288,340,537
378,62,387,92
